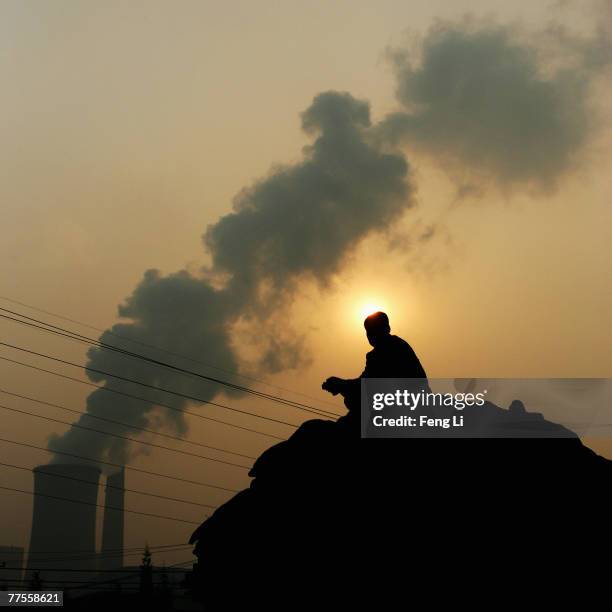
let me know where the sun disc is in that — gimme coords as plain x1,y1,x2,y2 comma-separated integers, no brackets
358,302,385,320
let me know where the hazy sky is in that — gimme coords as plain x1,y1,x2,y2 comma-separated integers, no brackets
1,0,611,566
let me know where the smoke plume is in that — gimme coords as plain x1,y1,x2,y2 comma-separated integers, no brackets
378,18,611,192
49,13,611,464
48,91,412,465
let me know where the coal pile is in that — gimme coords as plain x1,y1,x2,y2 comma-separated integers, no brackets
189,401,612,608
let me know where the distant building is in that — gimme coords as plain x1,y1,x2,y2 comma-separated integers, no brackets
27,464,101,587
24,463,131,593
100,468,125,571
0,545,24,587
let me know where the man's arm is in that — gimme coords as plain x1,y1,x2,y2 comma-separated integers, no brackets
322,353,370,396
322,376,360,396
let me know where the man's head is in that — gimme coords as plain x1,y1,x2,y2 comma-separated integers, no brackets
364,311,391,347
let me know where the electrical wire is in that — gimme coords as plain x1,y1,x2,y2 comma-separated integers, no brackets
0,341,304,428
0,355,286,440
0,388,256,460
0,295,341,410
0,437,240,492
0,309,340,418
0,402,252,470
0,485,201,525
9,547,194,567
2,543,195,557
0,461,220,509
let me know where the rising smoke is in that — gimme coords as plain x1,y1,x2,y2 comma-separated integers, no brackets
378,17,611,192
49,15,611,465
48,91,412,465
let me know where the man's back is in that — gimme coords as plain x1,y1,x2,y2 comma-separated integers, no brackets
362,333,427,380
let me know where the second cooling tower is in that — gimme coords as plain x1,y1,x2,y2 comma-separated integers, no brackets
100,468,125,570
28,464,100,574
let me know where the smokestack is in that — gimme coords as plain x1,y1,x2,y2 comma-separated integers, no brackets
27,465,100,578
100,468,125,570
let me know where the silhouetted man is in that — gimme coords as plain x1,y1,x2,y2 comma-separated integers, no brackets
322,311,428,411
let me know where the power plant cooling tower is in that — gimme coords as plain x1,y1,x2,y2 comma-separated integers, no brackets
27,464,101,575
100,467,125,570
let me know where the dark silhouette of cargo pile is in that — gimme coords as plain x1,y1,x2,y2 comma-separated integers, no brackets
189,409,610,606
189,314,611,607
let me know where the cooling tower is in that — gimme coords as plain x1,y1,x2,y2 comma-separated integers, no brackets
27,464,101,576
100,467,125,570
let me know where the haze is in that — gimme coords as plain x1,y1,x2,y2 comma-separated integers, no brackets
1,0,611,567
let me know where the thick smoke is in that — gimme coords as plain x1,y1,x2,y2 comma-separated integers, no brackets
49,15,611,465
378,19,611,191
48,91,412,465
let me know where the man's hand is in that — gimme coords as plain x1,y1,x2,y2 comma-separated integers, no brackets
322,376,344,396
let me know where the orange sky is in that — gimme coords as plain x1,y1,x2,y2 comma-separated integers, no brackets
1,0,611,566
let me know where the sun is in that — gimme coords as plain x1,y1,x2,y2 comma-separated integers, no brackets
357,301,387,321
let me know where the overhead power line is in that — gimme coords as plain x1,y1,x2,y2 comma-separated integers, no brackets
0,437,240,492
6,545,195,567
16,548,194,567
0,355,286,440
0,402,252,470
2,579,183,585
0,461,220,509
0,584,144,591
0,295,341,410
6,558,199,593
0,542,189,557
0,388,256,460
62,557,196,591
0,341,304,428
13,547,193,567
0,484,201,525
0,307,340,418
